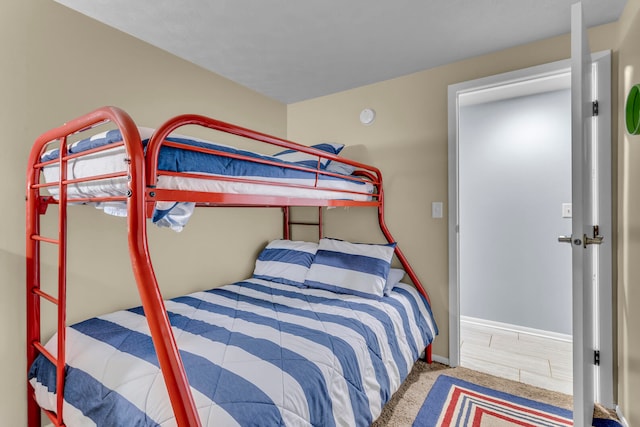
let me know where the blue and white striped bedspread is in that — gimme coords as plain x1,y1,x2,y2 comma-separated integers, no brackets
29,279,437,426
40,129,374,231
40,128,362,182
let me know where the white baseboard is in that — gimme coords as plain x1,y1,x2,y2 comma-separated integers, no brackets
616,405,629,427
461,315,572,343
431,354,449,365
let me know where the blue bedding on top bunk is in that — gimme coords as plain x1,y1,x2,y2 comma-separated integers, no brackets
41,128,362,182
40,128,374,231
28,279,437,427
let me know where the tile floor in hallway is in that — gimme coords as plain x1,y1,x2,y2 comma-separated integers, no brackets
460,319,573,395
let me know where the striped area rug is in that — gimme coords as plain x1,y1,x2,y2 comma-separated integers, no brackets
413,375,622,426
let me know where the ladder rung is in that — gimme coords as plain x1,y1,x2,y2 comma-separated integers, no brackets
33,288,59,305
32,341,57,365
31,235,59,245
41,407,59,426
289,221,320,226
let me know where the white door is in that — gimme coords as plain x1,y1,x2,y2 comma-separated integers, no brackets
570,2,603,424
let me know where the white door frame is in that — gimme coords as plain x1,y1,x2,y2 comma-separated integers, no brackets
447,52,613,407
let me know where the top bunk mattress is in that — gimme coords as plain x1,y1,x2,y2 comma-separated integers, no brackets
39,128,376,230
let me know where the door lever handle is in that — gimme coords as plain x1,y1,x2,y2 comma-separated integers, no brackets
558,235,583,246
559,226,603,247
583,225,604,248
584,235,604,247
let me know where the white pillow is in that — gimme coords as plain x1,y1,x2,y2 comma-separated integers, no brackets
325,159,356,176
253,240,318,287
383,268,406,296
273,143,344,169
304,238,396,298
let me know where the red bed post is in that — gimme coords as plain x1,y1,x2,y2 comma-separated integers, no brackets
374,180,434,364
283,206,291,239
26,107,201,427
26,145,44,427
120,109,202,427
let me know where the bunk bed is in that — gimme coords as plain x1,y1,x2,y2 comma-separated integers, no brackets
25,106,438,427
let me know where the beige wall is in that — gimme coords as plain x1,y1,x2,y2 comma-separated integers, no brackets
617,0,640,423
1,1,287,425
287,22,618,360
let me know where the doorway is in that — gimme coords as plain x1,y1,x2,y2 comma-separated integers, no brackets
447,53,613,405
458,80,573,394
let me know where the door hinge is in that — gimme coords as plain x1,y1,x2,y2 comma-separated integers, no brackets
594,350,600,366
593,100,599,116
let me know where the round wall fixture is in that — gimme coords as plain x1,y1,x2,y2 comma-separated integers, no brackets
359,108,376,125
626,84,640,135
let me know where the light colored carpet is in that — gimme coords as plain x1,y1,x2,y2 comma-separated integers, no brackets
372,361,619,426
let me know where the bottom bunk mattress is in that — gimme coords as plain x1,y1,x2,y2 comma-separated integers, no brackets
29,278,437,426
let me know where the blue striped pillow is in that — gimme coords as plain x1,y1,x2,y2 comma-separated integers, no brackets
304,238,396,298
273,143,344,169
253,240,318,287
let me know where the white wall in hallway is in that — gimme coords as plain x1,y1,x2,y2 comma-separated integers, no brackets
459,88,572,335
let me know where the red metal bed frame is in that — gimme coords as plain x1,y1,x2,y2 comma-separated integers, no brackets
26,106,433,427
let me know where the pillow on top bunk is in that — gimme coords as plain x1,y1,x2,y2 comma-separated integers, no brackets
273,143,344,170
40,127,156,162
253,239,318,288
304,238,396,298
325,160,356,176
384,268,406,296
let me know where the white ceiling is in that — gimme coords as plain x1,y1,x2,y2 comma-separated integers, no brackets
54,0,626,104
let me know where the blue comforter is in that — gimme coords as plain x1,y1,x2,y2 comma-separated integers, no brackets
29,279,437,426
